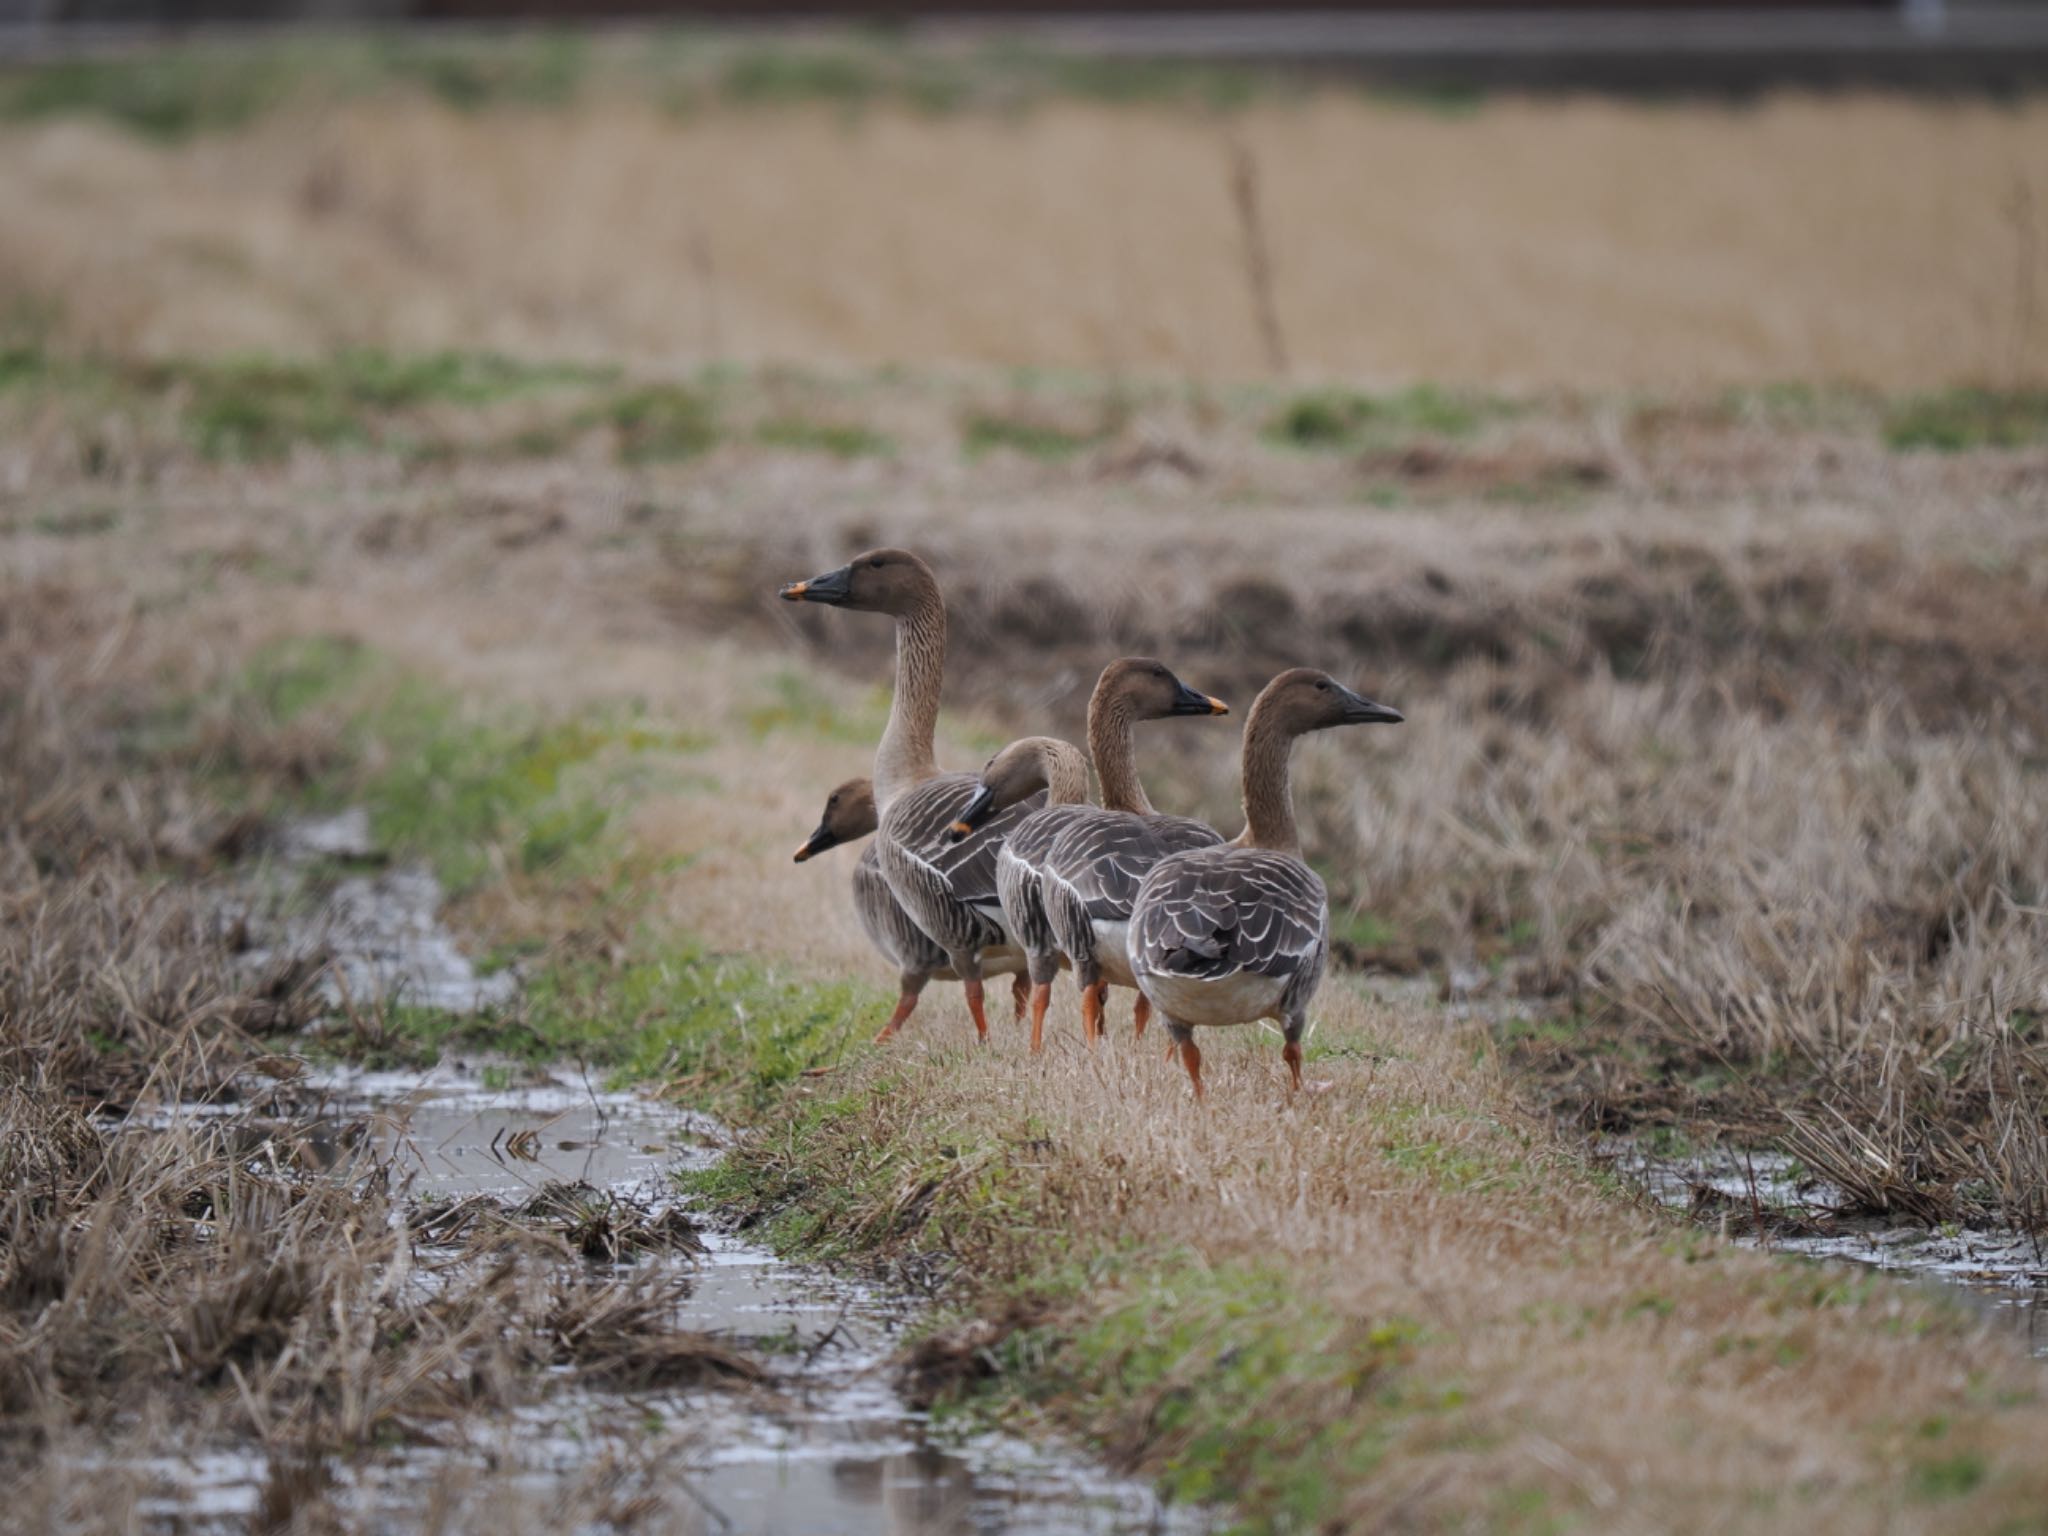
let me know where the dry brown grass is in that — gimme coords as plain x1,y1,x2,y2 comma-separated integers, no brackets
0,595,760,1531
4,89,2048,388
6,348,2048,1527
730,1013,2048,1532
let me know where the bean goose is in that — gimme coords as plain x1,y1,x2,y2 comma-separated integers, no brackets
1127,668,1403,1098
779,549,1042,1041
951,658,1230,1048
794,778,1031,1041
943,735,1090,1051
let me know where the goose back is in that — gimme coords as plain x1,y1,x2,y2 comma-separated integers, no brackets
1126,845,1329,1027
878,772,1047,962
1041,808,1224,987
996,804,1095,975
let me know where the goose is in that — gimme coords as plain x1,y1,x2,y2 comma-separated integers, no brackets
949,658,1230,1048
794,778,1030,1041
943,734,1090,1052
1127,668,1403,1098
780,549,1041,1042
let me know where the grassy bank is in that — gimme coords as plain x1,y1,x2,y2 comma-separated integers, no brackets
161,633,2048,1532
7,351,2048,1530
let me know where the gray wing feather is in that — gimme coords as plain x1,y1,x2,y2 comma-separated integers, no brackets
995,804,1090,961
879,774,1046,957
1129,848,1328,985
853,843,950,978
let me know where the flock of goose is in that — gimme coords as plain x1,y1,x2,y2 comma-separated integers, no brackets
781,549,1403,1098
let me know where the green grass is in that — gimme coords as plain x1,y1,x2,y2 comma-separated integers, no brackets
1883,389,2048,452
389,944,877,1104
721,47,885,108
0,49,283,140
984,1250,1430,1522
961,411,1110,461
209,636,875,1104
375,32,589,112
1911,1453,1988,1500
1264,385,1513,451
0,32,1295,142
755,416,894,458
742,669,888,747
593,384,720,463
173,352,612,461
231,636,703,892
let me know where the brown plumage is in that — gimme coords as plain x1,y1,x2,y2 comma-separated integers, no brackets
1127,668,1403,1097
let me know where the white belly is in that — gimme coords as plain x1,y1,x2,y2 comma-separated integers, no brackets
1136,967,1288,1028
977,943,1029,979
1093,920,1135,989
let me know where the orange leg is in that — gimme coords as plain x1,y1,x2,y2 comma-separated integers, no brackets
1029,982,1052,1053
962,977,991,1042
1282,1039,1304,1092
1165,1035,1179,1064
1179,1035,1205,1101
874,991,920,1044
1079,982,1102,1046
1132,994,1151,1039
1011,973,1030,1021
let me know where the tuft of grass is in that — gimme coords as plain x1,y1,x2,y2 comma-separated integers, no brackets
167,351,611,461
755,416,893,458
0,49,281,140
961,410,1109,461
1265,384,1512,450
595,384,720,463
1883,389,2048,452
720,47,883,107
522,947,872,1102
982,1251,1423,1519
375,32,588,112
230,637,701,892
1912,1453,1988,1500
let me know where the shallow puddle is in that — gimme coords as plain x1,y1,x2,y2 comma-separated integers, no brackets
1610,1140,2048,1358
126,1063,1196,1534
117,825,1206,1534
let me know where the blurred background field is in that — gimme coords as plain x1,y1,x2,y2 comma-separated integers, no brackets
3,26,2047,387
7,13,2048,1532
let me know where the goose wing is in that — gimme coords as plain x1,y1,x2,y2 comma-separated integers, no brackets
1130,848,1328,982
1144,813,1226,857
853,842,949,975
881,774,1046,946
1044,809,1172,925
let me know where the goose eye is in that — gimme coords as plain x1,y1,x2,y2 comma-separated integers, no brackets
868,558,884,569
1316,680,1331,691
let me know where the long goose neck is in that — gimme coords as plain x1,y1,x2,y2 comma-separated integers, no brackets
873,593,946,811
1041,738,1092,807
1238,703,1301,855
1087,694,1154,815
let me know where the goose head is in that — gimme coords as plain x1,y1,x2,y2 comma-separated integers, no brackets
1096,656,1229,721
779,547,939,615
793,777,878,863
1255,667,1404,735
947,735,1086,842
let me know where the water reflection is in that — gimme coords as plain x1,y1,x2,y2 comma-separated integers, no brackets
121,1062,1199,1535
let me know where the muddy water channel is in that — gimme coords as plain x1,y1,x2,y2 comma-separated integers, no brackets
1360,977,2048,1359
1608,1141,2048,1358
130,1069,1187,1534
112,821,1202,1535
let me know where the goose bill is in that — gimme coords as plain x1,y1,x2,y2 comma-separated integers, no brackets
779,564,853,605
1170,679,1231,717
